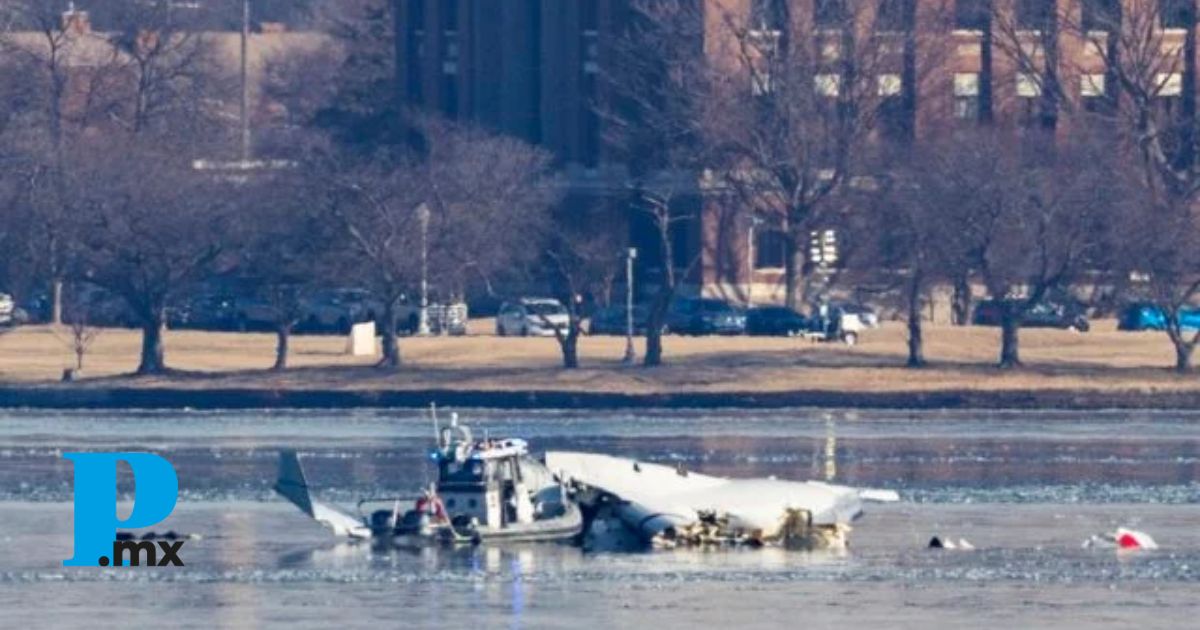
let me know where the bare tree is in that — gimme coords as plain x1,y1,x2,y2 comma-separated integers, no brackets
235,169,330,371
540,210,627,369
72,137,234,375
930,132,1116,368
313,117,558,369
54,313,102,375
1056,1,1200,371
636,177,702,368
694,0,953,309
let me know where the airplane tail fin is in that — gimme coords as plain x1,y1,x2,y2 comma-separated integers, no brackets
274,451,371,539
275,450,316,516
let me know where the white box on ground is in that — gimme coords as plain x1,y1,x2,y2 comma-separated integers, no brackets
346,321,377,356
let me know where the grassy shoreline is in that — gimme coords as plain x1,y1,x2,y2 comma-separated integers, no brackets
1,320,1197,409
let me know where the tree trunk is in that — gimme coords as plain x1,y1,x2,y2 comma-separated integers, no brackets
1172,337,1194,373
560,327,580,369
643,292,670,367
51,279,63,325
273,325,290,371
644,326,663,367
379,304,401,369
951,275,971,326
906,273,925,368
784,231,803,310
999,310,1021,369
137,312,166,375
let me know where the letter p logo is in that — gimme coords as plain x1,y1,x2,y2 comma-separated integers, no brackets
63,453,179,567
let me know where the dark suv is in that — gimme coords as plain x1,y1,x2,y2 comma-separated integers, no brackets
666,298,746,335
972,299,1089,331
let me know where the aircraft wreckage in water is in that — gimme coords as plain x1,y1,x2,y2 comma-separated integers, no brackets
546,451,898,550
274,413,897,550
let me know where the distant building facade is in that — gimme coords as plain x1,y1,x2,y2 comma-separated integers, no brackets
390,0,1200,303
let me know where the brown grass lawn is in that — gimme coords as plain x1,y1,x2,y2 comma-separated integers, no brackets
0,318,1197,393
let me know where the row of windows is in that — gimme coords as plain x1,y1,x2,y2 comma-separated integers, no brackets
752,0,1197,33
756,69,1180,123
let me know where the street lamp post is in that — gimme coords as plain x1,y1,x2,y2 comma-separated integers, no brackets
417,203,431,336
622,247,638,365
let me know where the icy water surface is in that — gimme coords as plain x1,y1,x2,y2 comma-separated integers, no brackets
1,408,1199,628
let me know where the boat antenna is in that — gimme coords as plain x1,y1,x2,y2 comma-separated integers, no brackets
429,402,440,447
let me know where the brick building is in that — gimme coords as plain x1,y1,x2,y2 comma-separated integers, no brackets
391,1,1194,302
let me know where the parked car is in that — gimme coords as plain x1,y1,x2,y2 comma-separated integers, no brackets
830,302,880,329
62,284,138,328
972,299,1090,331
806,303,871,345
300,289,385,334
496,298,570,336
0,292,15,326
169,292,239,330
667,298,746,335
589,305,652,336
745,306,808,336
1118,303,1200,331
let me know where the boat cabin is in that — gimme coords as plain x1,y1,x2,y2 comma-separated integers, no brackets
434,427,536,530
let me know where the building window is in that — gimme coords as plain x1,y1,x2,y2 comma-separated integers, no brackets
878,74,903,97
751,0,788,31
1081,73,1106,98
1161,0,1193,29
440,0,458,75
815,73,841,97
876,0,914,32
1081,73,1113,114
955,0,991,31
953,72,980,120
1015,0,1053,31
1082,0,1120,32
879,95,910,141
405,0,425,102
755,229,787,269
1157,72,1183,96
582,30,599,75
815,0,846,28
1016,73,1041,98
442,32,459,75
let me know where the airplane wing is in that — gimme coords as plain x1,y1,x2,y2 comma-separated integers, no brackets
275,451,372,539
547,451,896,547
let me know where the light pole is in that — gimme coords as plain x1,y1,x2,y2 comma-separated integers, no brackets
239,0,251,164
747,215,763,308
417,203,431,336
622,247,638,365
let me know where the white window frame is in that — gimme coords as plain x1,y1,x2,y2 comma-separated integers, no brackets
953,72,979,97
1016,73,1041,98
815,73,841,97
1081,73,1106,97
1157,72,1183,97
878,73,902,97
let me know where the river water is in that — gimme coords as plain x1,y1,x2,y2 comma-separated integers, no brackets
1,408,1198,628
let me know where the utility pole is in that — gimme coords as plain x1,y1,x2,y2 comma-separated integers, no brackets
239,0,251,163
622,247,637,365
417,203,432,336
